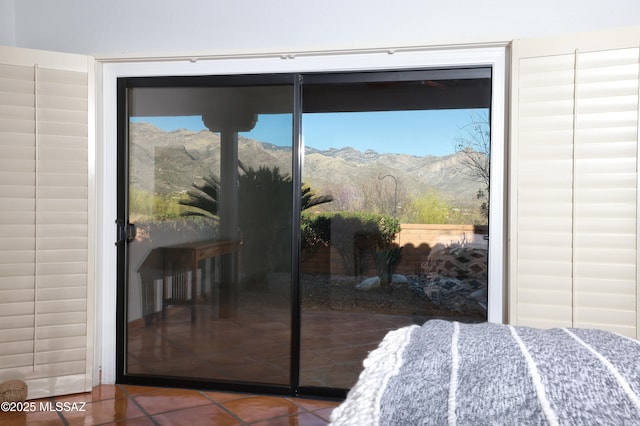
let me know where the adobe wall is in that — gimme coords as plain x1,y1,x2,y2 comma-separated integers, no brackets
301,223,488,276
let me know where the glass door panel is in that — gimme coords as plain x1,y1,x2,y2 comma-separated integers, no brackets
299,76,490,389
123,83,294,386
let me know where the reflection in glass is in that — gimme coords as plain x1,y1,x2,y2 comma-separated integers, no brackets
125,85,294,386
299,80,490,389
121,73,492,394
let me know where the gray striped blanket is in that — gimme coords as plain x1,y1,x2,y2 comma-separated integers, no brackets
330,320,640,425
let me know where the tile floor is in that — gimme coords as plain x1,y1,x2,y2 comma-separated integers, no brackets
0,384,341,425
1,284,445,424
127,302,420,389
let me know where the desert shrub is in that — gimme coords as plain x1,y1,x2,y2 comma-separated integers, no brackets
303,212,401,278
401,192,450,224
129,188,189,221
301,213,331,262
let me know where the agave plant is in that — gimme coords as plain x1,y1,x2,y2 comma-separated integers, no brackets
180,163,333,218
180,174,221,220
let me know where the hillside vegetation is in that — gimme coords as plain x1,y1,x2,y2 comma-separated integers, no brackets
129,122,487,224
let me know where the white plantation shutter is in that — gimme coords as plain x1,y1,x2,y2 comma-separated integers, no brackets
573,48,639,334
0,46,93,398
510,28,640,338
514,53,576,328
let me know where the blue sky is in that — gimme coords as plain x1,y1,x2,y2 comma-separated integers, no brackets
131,108,487,157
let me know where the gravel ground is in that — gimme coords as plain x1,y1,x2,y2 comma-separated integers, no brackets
299,274,485,323
238,273,485,323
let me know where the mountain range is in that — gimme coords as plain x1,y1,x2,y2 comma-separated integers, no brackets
129,122,486,211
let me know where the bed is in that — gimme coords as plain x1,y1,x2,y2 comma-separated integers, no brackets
329,320,640,425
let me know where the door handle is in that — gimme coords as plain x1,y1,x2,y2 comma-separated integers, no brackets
115,219,136,246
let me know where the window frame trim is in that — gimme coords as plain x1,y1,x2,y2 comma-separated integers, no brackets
98,45,508,384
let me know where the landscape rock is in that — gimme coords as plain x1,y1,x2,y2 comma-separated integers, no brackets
356,276,381,291
391,274,408,284
420,275,487,314
353,272,487,314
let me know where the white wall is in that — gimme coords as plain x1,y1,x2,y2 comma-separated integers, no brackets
0,0,15,46
9,0,640,56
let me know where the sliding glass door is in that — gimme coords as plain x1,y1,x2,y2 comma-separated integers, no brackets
117,69,492,396
298,72,491,390
118,77,296,390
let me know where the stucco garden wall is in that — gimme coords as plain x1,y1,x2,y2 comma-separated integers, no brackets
301,224,488,276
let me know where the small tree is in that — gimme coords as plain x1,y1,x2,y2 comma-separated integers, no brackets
360,172,408,217
455,111,490,223
401,191,450,224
